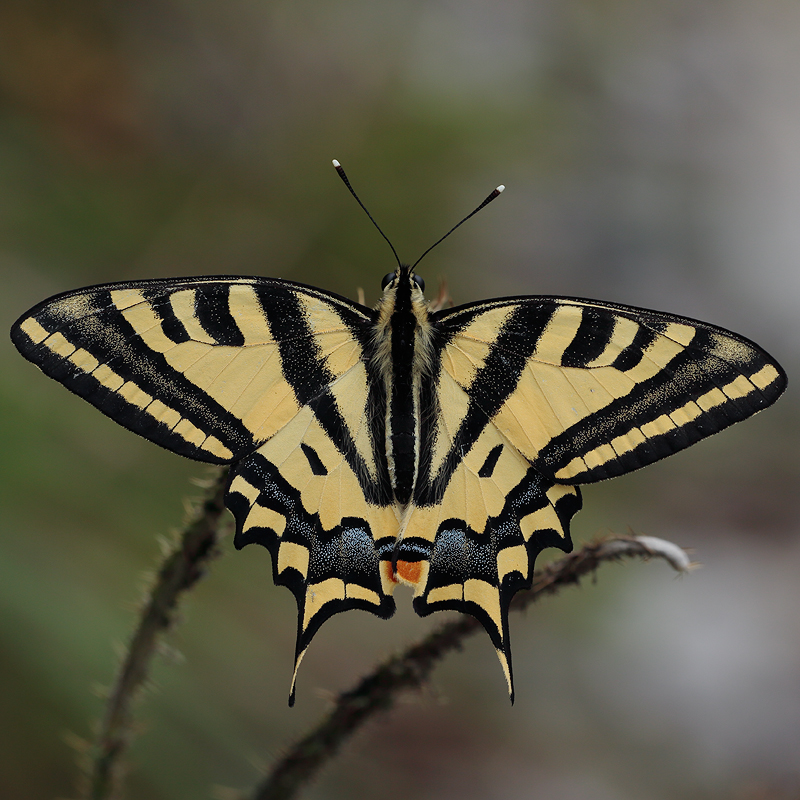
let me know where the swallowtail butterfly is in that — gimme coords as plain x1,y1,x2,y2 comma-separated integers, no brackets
11,163,786,703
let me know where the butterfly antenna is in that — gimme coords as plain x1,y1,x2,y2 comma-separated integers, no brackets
333,159,402,269
411,184,505,271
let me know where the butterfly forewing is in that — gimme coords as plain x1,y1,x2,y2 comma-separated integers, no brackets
12,277,377,465
433,296,786,484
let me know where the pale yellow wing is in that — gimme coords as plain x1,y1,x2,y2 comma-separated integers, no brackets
12,276,376,467
433,296,785,484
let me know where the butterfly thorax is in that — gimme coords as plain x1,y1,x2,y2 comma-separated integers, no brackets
371,265,435,509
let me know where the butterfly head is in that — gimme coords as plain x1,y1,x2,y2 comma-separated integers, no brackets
380,264,425,299
376,264,429,329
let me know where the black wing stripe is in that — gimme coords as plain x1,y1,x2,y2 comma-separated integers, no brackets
478,443,504,478
300,443,328,475
611,325,657,371
539,344,783,481
366,358,392,501
141,287,192,344
15,290,256,462
425,303,555,502
258,287,337,405
194,284,246,346
561,307,616,368
256,285,389,503
413,359,443,504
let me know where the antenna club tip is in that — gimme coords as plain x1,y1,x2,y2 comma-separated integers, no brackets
332,159,341,168
496,184,505,193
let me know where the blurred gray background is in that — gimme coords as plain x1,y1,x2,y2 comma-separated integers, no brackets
1,1,798,798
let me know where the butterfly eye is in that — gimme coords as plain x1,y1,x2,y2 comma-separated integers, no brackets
412,274,425,292
381,272,396,290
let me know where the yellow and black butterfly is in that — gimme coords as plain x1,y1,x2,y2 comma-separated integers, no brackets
11,162,786,704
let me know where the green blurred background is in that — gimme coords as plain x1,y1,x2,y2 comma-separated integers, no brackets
1,1,799,798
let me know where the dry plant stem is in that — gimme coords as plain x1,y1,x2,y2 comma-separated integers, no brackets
85,467,230,800
252,535,690,800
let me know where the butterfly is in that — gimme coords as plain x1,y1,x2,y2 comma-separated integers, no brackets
11,162,786,704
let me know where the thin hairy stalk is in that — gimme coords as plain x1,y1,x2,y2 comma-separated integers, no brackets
83,467,230,800
251,535,692,800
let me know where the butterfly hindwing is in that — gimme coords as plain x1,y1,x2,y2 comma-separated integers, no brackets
226,405,399,704
399,383,581,698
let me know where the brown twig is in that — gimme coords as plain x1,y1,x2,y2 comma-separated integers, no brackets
251,535,692,800
82,467,230,800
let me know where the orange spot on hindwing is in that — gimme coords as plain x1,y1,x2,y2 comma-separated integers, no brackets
395,560,423,586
